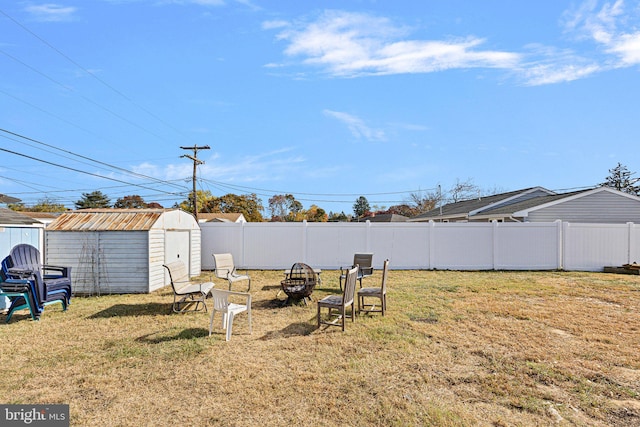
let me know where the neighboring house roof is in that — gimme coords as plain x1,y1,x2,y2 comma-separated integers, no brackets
198,213,246,223
362,213,409,222
0,194,21,203
472,191,587,219
410,187,556,222
0,207,43,226
22,212,62,223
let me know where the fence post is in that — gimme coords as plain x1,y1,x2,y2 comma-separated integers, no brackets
627,222,634,265
241,221,246,267
366,220,371,253
492,220,498,270
558,220,565,270
428,220,435,270
302,220,308,264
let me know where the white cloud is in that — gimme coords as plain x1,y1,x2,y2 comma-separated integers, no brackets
266,4,640,86
24,4,78,22
262,20,289,30
267,10,520,78
563,0,640,66
520,63,602,86
323,109,386,141
517,44,603,85
191,0,225,5
608,32,640,64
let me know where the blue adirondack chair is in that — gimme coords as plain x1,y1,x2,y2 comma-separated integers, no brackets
9,244,72,305
1,257,40,322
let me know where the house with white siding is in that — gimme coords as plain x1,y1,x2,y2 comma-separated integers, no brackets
409,187,640,223
45,209,200,294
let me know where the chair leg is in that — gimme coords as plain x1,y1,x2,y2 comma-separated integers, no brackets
317,305,321,328
226,313,234,341
209,311,216,336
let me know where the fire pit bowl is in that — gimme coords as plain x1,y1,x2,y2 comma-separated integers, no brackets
281,262,317,304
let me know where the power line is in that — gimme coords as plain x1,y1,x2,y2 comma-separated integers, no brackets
0,146,186,196
0,8,195,144
201,178,438,197
0,128,187,191
0,47,171,142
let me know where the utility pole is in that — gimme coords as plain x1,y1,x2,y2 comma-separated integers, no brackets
180,145,210,221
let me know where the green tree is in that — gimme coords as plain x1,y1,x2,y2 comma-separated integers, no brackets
179,190,214,213
353,196,370,218
114,195,148,209
601,162,640,195
7,202,25,211
328,211,350,222
217,193,264,222
75,191,111,209
303,205,328,222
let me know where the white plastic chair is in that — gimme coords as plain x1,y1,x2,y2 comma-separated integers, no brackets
208,288,252,341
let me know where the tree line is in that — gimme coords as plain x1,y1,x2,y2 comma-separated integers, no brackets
7,163,639,222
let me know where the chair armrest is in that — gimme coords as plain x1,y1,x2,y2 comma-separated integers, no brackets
1,278,32,292
224,290,252,305
360,266,374,276
7,267,35,280
42,265,71,277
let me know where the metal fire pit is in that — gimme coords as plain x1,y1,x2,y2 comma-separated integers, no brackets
280,262,317,305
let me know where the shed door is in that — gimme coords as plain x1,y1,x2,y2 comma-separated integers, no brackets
165,230,191,274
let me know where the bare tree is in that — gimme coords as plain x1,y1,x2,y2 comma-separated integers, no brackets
448,178,480,203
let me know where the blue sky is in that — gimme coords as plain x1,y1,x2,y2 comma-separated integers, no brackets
1,1,640,215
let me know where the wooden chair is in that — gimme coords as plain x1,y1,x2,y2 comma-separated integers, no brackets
212,253,251,291
163,261,214,313
358,259,389,316
340,253,373,290
317,265,358,331
208,289,252,341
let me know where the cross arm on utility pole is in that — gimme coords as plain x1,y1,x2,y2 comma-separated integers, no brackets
180,145,210,221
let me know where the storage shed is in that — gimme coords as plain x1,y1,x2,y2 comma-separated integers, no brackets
45,209,201,294
0,208,45,309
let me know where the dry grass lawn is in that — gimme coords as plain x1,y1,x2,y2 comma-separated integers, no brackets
1,269,639,426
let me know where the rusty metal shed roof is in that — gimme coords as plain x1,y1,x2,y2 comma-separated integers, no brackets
47,209,173,231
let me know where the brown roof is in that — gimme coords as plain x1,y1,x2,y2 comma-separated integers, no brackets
198,213,244,222
47,209,169,231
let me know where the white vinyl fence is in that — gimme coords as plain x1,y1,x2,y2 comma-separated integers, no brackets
200,220,640,271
